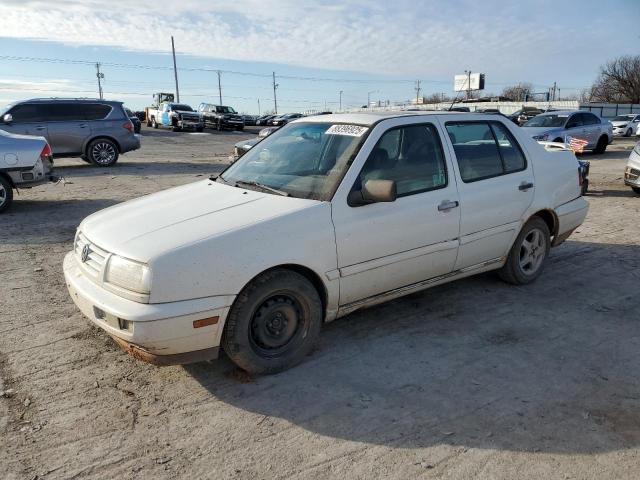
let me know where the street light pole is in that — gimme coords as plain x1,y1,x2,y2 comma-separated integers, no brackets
171,36,180,102
95,63,104,100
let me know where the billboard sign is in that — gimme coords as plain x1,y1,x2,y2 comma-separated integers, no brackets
454,73,485,92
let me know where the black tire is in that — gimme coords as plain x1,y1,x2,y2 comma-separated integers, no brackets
196,126,204,133
0,175,13,213
499,217,551,285
87,138,119,167
80,155,91,164
216,121,222,131
593,136,607,154
632,187,640,195
581,178,589,196
222,269,322,374
151,117,158,129
625,128,632,137
172,126,181,132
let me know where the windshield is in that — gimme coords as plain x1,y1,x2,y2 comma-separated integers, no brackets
219,122,368,201
612,115,633,121
0,103,15,116
216,106,236,114
523,114,568,128
171,104,193,112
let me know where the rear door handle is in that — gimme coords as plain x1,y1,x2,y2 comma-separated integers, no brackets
79,123,88,128
519,182,534,191
438,200,459,211
35,126,46,131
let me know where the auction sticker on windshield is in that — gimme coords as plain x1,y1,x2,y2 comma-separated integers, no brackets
325,124,369,137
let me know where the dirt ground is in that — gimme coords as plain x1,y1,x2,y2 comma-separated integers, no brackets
1,126,639,480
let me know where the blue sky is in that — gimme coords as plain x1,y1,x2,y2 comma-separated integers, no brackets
0,0,638,113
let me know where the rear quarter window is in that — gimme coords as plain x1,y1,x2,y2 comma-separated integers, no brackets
82,104,113,120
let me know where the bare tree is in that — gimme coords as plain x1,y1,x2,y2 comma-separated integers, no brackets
501,82,534,101
588,55,640,103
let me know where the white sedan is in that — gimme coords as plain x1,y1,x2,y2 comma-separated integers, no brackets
610,114,640,137
64,112,588,373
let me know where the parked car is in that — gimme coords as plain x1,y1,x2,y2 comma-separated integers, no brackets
125,108,141,134
147,102,203,132
242,115,257,126
64,112,588,373
624,142,640,194
0,129,57,212
508,107,544,125
522,110,613,153
232,127,279,159
256,115,276,126
198,104,244,131
271,113,303,126
0,98,140,167
610,114,640,137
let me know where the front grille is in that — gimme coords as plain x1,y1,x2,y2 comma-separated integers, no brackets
75,232,109,277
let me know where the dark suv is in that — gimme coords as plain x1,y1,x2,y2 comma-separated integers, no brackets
0,98,140,166
197,103,244,131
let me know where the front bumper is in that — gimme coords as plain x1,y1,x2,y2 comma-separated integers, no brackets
63,252,234,365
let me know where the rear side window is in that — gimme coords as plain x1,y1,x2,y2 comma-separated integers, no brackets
446,121,527,183
82,103,112,120
46,103,88,121
581,113,600,125
8,103,47,122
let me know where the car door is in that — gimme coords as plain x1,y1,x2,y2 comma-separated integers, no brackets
161,104,171,126
331,119,461,306
578,112,601,147
563,112,585,145
443,119,534,270
45,103,91,155
1,103,49,139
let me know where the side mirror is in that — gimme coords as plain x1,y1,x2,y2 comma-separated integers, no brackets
349,179,397,206
3,113,12,124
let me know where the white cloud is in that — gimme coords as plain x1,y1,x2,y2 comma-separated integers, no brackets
0,0,629,81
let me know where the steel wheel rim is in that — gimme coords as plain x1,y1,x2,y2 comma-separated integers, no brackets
249,293,308,358
519,228,545,274
92,142,116,164
0,183,6,207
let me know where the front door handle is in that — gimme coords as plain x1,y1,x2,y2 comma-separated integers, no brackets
438,200,459,211
519,182,534,191
35,126,46,131
78,124,88,128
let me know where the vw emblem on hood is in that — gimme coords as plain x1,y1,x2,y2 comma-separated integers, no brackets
81,244,91,263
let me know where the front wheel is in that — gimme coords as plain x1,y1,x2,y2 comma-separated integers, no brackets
625,128,632,137
632,187,640,195
151,118,158,129
222,269,322,374
0,176,13,213
593,136,608,154
581,178,589,196
87,138,119,167
499,217,550,285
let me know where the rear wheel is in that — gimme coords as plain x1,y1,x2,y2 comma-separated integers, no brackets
87,138,119,167
632,187,640,195
593,136,608,154
222,269,322,374
151,117,158,129
0,176,13,213
499,217,550,285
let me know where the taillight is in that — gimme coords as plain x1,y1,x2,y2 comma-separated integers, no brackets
40,143,52,158
123,121,134,133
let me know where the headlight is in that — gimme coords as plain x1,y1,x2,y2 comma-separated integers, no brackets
105,255,151,294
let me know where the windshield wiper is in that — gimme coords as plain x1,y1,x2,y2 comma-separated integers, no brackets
234,180,289,197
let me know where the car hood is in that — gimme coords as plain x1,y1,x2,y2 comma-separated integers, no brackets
611,121,630,127
80,180,320,262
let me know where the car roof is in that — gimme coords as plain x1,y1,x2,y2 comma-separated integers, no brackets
294,111,489,126
536,110,579,116
16,98,123,105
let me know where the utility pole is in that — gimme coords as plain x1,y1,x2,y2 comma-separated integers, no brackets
552,81,557,101
272,72,278,114
257,98,261,115
465,70,471,101
339,90,343,111
415,80,421,104
171,36,180,102
217,70,222,105
95,63,104,100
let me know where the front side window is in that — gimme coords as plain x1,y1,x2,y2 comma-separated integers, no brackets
523,114,569,128
446,121,526,182
219,122,366,200
216,106,236,114
356,124,447,197
171,104,193,112
580,113,599,125
7,103,45,122
46,103,87,121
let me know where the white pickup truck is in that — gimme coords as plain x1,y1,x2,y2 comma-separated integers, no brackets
64,112,588,373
